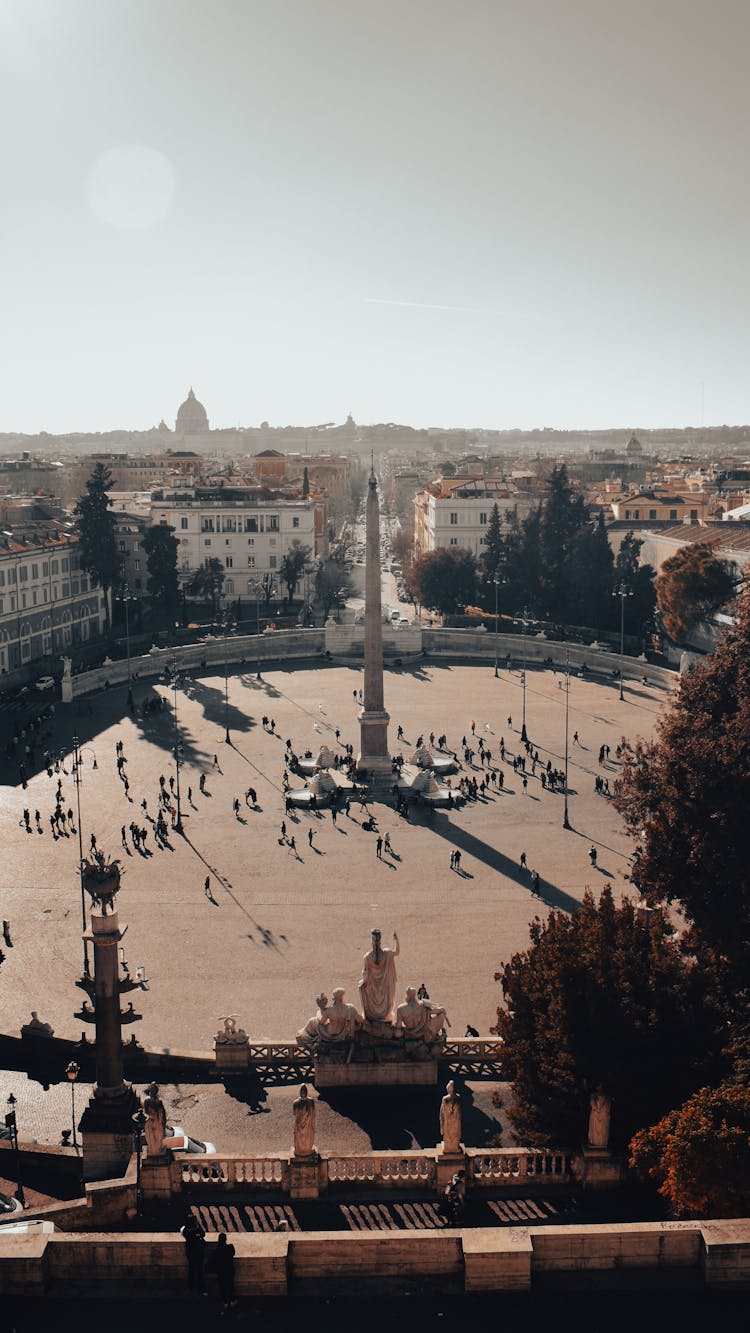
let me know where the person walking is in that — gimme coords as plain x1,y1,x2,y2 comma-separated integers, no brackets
376,835,383,859
384,832,392,855
308,828,314,848
520,850,527,869
573,731,580,746
589,845,598,867
180,1212,207,1295
204,876,212,900
233,797,240,818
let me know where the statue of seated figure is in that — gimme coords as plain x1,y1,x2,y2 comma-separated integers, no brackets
297,989,364,1050
395,987,450,1044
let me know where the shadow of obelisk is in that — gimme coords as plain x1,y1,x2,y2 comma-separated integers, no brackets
357,466,391,777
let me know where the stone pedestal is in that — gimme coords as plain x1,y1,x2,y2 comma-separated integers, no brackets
315,1058,438,1087
314,1023,441,1087
437,1149,465,1191
580,1146,623,1189
80,1084,141,1182
215,1037,250,1073
289,1155,324,1200
61,676,73,704
141,1156,175,1201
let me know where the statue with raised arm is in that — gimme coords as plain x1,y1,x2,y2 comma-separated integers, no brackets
143,1083,167,1158
359,928,399,1022
439,1080,462,1154
292,1084,317,1157
395,986,450,1043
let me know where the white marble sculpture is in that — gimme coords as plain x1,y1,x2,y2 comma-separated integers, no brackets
587,1088,611,1150
395,986,450,1043
215,1015,248,1045
359,929,399,1022
296,994,330,1050
292,1084,317,1157
439,1080,462,1153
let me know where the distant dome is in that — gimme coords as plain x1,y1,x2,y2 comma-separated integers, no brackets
626,432,643,457
176,388,209,434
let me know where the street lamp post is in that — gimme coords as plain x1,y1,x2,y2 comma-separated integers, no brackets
71,735,90,976
5,1094,25,1208
493,578,501,678
65,1060,80,1151
521,606,531,743
171,655,183,834
223,611,234,744
132,1107,147,1216
563,648,571,830
613,582,633,702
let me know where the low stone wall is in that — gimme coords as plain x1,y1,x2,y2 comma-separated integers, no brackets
2,1220,749,1295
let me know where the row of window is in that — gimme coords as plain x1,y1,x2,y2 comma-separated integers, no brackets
448,511,489,525
187,514,288,534
623,507,698,521
0,581,95,614
0,555,75,585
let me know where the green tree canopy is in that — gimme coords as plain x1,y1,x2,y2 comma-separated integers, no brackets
492,888,720,1150
74,462,119,633
614,587,750,983
279,540,312,603
656,542,736,643
538,464,589,619
188,557,225,619
142,524,179,625
615,531,657,634
411,547,477,616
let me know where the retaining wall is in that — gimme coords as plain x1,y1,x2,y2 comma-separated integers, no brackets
1,1220,748,1296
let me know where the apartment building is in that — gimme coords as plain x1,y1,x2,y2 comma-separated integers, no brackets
0,528,106,676
413,476,521,558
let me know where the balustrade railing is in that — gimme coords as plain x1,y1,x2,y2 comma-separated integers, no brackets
441,1038,504,1063
466,1148,574,1185
177,1155,287,1189
327,1152,436,1189
247,1043,312,1064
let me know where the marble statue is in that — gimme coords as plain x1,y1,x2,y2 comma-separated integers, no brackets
296,994,330,1050
587,1088,611,1150
143,1083,167,1158
395,987,450,1043
61,656,72,681
292,1084,316,1157
439,1080,462,1153
215,1015,248,1045
359,929,399,1022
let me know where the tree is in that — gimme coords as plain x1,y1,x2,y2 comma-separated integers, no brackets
391,527,414,568
188,557,225,621
315,562,349,620
614,587,750,982
630,1078,750,1217
656,542,736,643
479,503,504,584
615,532,657,635
279,540,312,604
538,465,588,619
302,466,310,499
74,462,119,634
411,548,477,616
569,512,615,628
492,888,720,1150
142,524,179,627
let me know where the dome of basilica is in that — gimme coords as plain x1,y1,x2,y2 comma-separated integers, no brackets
176,388,209,434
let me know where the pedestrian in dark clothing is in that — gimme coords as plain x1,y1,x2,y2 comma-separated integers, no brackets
376,835,383,858
212,1231,236,1310
180,1213,207,1294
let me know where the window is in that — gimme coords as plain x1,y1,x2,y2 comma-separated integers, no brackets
269,555,277,569
31,563,39,578
245,517,258,532
633,510,640,520
649,509,657,520
479,512,487,525
201,520,214,532
51,560,58,574
449,512,458,525
450,537,458,546
119,541,126,552
670,509,678,521
268,515,279,532
32,589,37,605
180,517,188,529
0,571,4,586
625,510,631,520
133,560,140,571
247,538,254,546
225,538,231,546
9,568,16,583
21,592,27,608
42,563,48,576
225,578,234,594
690,509,698,521
62,581,70,597
247,555,255,567
293,516,300,528
225,556,233,569
81,577,88,591
62,558,69,572
19,566,28,582
204,539,212,547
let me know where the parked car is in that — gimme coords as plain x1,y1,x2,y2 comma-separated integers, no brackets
0,1192,24,1215
164,1125,217,1154
34,676,55,691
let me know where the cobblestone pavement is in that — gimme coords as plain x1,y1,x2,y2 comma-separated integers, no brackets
0,663,668,1154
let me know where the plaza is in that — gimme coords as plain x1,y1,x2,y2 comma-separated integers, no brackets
0,658,668,1149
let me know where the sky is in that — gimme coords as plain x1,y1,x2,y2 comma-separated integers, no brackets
1,0,750,433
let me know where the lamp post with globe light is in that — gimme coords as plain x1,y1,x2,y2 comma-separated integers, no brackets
65,1060,80,1151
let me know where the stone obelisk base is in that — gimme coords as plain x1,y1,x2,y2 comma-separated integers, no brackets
357,709,391,775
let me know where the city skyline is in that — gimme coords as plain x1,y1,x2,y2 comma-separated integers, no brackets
2,1,750,433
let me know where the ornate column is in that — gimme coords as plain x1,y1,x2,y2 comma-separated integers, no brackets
357,469,391,774
78,859,141,1182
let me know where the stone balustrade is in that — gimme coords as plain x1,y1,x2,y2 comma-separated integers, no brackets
466,1148,575,1185
178,1156,288,1190
327,1151,436,1189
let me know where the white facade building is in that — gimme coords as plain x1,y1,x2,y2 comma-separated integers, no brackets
150,486,321,599
413,478,520,558
0,532,106,677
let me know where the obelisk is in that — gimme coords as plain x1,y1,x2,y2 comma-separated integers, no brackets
357,468,391,775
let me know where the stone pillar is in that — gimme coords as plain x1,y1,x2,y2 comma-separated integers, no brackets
358,469,390,774
289,1156,325,1199
79,866,141,1182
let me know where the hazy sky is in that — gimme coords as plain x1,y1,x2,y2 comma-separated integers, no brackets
2,0,749,432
